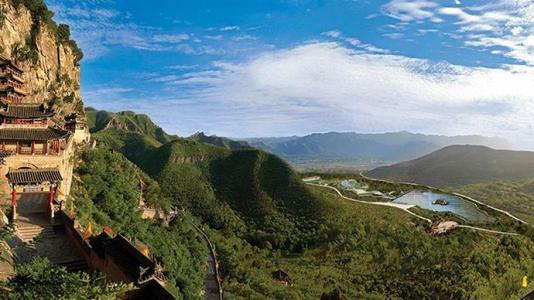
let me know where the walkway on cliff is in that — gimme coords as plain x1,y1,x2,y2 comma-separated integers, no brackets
191,222,223,300
309,183,522,236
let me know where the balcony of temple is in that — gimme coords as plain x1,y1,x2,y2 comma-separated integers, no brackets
0,56,27,104
0,87,27,104
0,128,70,156
0,55,24,78
0,104,54,128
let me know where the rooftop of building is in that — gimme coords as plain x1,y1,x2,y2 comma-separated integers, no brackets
0,104,54,119
0,127,70,141
0,55,23,73
0,85,27,95
7,168,62,185
0,72,24,83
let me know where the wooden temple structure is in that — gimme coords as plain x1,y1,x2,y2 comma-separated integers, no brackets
0,56,26,104
0,56,71,220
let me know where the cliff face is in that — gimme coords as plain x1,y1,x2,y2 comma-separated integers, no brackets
0,0,83,117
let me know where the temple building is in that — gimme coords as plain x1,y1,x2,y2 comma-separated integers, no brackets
0,57,76,221
0,104,70,155
0,56,27,104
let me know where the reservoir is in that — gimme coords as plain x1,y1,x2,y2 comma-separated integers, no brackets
394,190,494,223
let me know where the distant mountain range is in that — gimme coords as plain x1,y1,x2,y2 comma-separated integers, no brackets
245,131,513,170
366,145,534,187
188,132,250,151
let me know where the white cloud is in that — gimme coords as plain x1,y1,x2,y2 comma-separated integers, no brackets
322,30,342,38
382,0,534,65
220,26,240,31
321,30,390,53
132,42,534,146
152,33,190,43
382,0,442,23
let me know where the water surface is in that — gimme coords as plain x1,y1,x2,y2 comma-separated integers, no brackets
394,191,493,223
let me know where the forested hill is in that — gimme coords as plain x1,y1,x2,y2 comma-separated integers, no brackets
82,108,534,299
247,131,512,169
188,132,250,150
86,108,176,144
366,145,534,187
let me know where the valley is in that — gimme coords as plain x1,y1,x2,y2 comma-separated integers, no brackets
82,109,534,299
0,0,533,299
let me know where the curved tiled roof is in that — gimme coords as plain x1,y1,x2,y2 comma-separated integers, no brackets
7,168,62,184
0,56,24,73
0,104,54,118
0,127,69,141
0,85,27,95
0,73,24,83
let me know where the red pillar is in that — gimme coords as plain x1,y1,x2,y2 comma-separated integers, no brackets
11,187,17,220
15,141,19,154
31,141,35,155
48,185,55,220
11,187,16,207
44,141,48,155
49,185,55,205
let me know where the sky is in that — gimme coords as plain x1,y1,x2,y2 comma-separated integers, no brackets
45,0,534,148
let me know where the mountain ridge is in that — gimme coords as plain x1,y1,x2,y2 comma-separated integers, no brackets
246,131,513,170
366,144,534,187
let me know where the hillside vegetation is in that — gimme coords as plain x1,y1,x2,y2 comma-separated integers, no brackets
86,108,175,142
453,181,534,224
366,145,534,187
83,109,534,299
188,132,250,150
71,148,206,299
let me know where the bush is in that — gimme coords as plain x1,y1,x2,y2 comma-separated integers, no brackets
0,257,129,299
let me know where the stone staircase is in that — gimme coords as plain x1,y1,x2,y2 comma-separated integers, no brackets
58,259,88,272
10,214,89,273
16,223,56,244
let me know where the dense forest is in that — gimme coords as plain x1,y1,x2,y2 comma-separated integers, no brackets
82,110,534,299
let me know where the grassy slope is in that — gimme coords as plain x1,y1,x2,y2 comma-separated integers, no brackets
188,132,250,150
130,139,534,299
86,108,175,144
367,145,534,187
453,181,534,224
87,110,534,299
71,148,206,299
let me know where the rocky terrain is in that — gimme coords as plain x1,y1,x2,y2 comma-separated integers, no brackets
0,0,83,118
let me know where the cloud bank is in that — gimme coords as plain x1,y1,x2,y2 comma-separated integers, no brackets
90,42,534,148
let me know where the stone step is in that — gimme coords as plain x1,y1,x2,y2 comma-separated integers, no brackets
16,225,56,243
58,259,88,273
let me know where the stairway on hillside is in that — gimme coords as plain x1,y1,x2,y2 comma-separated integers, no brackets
11,214,88,272
58,259,88,272
16,222,56,244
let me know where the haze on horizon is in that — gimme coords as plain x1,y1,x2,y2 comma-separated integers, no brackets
47,0,534,150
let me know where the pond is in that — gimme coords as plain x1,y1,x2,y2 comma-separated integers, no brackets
393,190,494,223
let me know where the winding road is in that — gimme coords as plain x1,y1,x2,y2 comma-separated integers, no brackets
308,182,522,236
359,172,529,225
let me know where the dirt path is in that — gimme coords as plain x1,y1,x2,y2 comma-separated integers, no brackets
309,183,522,236
360,173,530,225
307,183,432,224
456,225,521,236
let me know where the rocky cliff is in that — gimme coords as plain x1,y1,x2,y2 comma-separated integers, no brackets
0,0,83,118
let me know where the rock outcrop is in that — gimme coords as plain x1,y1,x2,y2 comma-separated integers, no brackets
0,0,83,118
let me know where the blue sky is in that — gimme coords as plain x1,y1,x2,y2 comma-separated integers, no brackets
46,0,534,148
